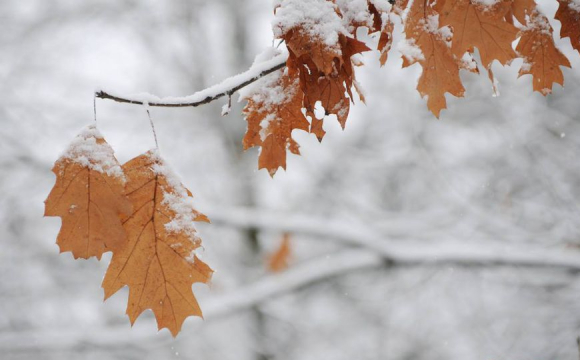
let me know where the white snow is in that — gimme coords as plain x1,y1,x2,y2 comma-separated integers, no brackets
397,39,425,62
238,48,294,108
369,0,392,12
97,48,288,107
569,0,580,12
59,124,124,180
471,0,500,7
335,0,372,32
239,47,300,141
147,150,204,254
272,0,348,47
522,13,552,34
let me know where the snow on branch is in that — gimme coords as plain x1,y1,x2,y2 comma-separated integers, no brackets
206,206,580,271
0,250,382,351
96,51,288,108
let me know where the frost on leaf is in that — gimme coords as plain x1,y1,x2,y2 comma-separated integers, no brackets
403,0,464,117
517,11,571,95
274,0,370,140
241,60,309,177
44,125,131,259
436,0,519,67
555,0,580,53
102,151,212,337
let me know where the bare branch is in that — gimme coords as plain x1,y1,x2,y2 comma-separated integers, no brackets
96,56,287,108
0,250,382,351
206,205,580,271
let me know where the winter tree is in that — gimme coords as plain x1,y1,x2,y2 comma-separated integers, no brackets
2,0,580,359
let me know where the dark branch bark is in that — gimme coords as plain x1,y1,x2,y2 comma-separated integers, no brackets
95,61,286,108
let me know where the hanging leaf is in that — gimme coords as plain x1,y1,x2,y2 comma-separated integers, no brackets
242,62,310,177
437,0,519,68
517,11,571,95
44,125,131,259
402,0,465,117
555,0,580,53
102,151,212,337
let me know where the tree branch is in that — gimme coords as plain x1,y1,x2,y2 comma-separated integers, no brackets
205,205,580,271
0,250,382,352
95,53,287,108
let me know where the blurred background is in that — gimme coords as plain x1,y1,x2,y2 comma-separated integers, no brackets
2,0,580,359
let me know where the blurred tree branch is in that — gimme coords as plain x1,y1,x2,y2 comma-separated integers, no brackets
207,206,580,271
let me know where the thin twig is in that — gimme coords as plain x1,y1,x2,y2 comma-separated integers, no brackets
95,61,286,108
145,108,159,150
93,94,97,122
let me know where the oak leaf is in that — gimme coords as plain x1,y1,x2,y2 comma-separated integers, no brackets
102,151,212,337
555,0,580,53
242,68,310,176
437,0,519,67
378,18,394,66
516,12,571,95
403,0,465,117
510,0,536,25
44,125,131,259
267,233,292,273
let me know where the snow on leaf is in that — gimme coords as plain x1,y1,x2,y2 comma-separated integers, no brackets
555,0,580,53
436,0,519,68
517,11,571,95
403,0,465,117
102,151,212,337
242,66,310,176
44,125,131,259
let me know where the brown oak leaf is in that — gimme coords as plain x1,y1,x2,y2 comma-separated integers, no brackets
242,68,310,176
267,233,292,273
511,0,536,25
403,0,465,117
378,18,394,66
437,0,519,67
555,0,580,53
517,12,571,94
275,1,369,140
102,151,212,337
44,125,131,259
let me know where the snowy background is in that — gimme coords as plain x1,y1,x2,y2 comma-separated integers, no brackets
2,0,580,359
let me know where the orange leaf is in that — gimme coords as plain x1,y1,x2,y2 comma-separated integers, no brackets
242,68,310,176
437,0,519,67
516,12,571,95
102,151,212,337
511,0,536,25
44,125,131,259
404,0,465,117
555,0,580,53
276,0,370,140
378,19,394,66
267,234,292,273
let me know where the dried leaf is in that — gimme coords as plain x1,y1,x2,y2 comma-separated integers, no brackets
242,69,310,176
437,0,519,67
277,1,370,141
267,234,292,273
555,0,580,53
511,0,536,25
517,12,571,94
378,19,394,66
44,125,131,259
403,0,465,117
102,151,212,337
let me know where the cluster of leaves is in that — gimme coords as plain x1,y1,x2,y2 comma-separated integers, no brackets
44,125,212,336
241,0,580,176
